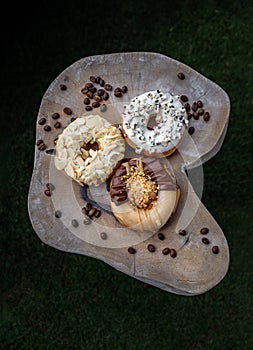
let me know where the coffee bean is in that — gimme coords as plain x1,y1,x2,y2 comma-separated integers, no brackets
38,117,46,125
83,216,91,225
158,232,165,240
115,91,122,97
89,86,97,93
100,232,107,240
89,76,96,83
147,244,156,252
71,219,79,227
94,94,102,102
99,79,105,87
54,121,61,128
188,126,195,135
184,103,191,112
46,183,55,191
86,91,94,99
81,207,88,215
51,112,60,119
198,108,205,116
193,112,199,120
188,112,193,120
103,91,109,100
128,247,136,254
92,101,100,108
55,210,62,218
114,88,122,97
180,95,188,102
83,97,90,105
81,87,89,94
100,104,107,113
197,100,203,108
70,117,76,122
178,229,187,236
104,83,112,91
85,82,93,89
170,249,177,258
38,143,46,151
121,86,128,93
94,209,101,218
60,84,67,91
85,105,93,111
162,247,170,255
200,227,209,235
88,208,97,218
177,72,185,80
63,107,72,115
192,102,198,112
203,112,210,122
44,189,51,197
202,237,210,244
212,246,219,254
44,125,51,132
36,139,44,146
97,88,105,96
95,76,101,84
86,203,92,211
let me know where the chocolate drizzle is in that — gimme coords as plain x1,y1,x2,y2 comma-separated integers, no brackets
110,157,178,206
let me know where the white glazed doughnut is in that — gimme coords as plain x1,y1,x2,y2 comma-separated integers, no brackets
110,157,180,232
122,90,188,157
55,115,125,186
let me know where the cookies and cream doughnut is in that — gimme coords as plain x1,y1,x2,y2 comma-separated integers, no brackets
110,157,180,232
122,90,188,157
55,115,125,186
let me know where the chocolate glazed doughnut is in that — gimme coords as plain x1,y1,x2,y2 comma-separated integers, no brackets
110,157,180,232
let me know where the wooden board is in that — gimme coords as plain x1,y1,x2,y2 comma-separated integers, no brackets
28,52,230,295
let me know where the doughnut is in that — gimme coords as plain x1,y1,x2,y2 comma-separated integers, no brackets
55,115,125,186
122,90,188,157
110,157,180,232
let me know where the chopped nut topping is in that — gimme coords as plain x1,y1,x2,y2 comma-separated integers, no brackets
122,159,158,209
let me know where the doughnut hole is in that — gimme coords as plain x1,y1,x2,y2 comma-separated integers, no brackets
81,140,99,153
147,113,159,131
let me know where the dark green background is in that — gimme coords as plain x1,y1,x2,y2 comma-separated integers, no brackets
1,0,252,349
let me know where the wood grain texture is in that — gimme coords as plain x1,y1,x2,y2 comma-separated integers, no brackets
28,52,230,295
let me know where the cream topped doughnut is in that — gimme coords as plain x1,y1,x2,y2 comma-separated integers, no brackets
122,90,188,157
110,157,180,232
55,115,125,186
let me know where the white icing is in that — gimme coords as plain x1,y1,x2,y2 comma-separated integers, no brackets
123,90,188,154
55,115,125,186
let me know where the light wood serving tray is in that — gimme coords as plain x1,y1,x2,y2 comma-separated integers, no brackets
28,52,230,295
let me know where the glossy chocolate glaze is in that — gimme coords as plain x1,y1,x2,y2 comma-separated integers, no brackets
110,158,178,206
